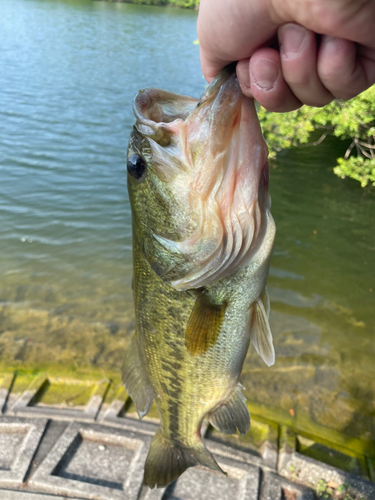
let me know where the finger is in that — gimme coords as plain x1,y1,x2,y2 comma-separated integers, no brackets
237,49,302,112
236,59,254,98
318,36,375,99
278,24,334,107
200,49,223,84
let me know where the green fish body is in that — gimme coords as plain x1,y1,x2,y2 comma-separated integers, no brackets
123,67,276,488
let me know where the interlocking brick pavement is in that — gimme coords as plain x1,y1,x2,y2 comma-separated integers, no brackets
0,373,374,500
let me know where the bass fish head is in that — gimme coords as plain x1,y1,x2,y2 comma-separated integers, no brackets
127,65,275,290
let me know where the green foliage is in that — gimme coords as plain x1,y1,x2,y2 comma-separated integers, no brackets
315,479,333,498
314,480,363,500
125,0,168,5
334,157,375,188
258,85,375,188
123,0,199,6
168,0,199,6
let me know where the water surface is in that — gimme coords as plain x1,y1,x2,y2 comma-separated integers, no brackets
0,0,374,451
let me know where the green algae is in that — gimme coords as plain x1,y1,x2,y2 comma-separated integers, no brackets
35,379,97,407
297,435,368,478
247,400,375,461
368,459,375,482
104,384,128,406
11,372,39,396
313,479,366,500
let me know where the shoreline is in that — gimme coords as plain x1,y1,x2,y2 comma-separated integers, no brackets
94,0,200,9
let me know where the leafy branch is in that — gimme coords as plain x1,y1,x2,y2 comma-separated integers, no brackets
258,85,375,188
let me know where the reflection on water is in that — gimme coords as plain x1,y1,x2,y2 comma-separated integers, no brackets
0,0,374,446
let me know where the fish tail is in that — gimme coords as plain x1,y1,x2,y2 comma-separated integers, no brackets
144,428,225,488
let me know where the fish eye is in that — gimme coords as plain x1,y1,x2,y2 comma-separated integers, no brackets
127,154,146,179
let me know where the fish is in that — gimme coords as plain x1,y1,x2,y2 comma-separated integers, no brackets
123,65,276,489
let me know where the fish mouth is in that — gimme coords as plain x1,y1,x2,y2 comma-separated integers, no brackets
132,66,274,290
133,63,242,151
133,87,198,147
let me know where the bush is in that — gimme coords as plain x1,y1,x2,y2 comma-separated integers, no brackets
258,85,375,188
125,0,199,6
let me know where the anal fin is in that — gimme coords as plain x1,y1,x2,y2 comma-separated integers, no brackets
185,292,226,356
122,337,154,418
208,383,250,435
250,295,275,367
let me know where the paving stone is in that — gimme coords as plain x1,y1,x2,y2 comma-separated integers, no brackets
261,471,283,500
25,420,70,482
30,421,151,500
297,434,369,479
10,375,108,422
0,490,79,500
279,451,375,500
261,471,315,500
261,442,278,470
162,458,260,500
100,408,160,437
1,372,374,500
98,387,128,422
0,417,48,488
207,416,278,470
0,375,15,414
206,438,264,469
278,426,296,473
142,485,167,500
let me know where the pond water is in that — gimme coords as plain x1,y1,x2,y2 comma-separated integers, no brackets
0,0,374,453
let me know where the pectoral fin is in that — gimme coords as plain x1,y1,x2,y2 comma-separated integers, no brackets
122,338,154,418
208,383,250,435
250,297,275,367
185,293,226,356
262,287,270,318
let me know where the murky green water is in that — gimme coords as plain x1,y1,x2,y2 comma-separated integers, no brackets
1,0,374,450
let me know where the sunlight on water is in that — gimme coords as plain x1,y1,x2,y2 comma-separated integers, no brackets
0,0,374,445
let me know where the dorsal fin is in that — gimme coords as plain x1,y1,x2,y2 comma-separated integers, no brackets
185,292,226,356
250,297,275,367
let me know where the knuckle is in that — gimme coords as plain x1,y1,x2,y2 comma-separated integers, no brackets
321,72,366,100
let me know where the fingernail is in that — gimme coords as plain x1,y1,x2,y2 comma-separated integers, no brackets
280,24,306,56
251,59,279,90
321,35,340,53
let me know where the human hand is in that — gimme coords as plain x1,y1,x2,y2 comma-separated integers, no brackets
197,0,375,112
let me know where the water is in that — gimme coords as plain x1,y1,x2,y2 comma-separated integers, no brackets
0,0,374,449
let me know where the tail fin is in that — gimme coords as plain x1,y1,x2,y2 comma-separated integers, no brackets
144,429,225,488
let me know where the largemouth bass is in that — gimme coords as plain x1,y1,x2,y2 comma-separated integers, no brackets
123,66,276,488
